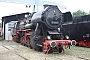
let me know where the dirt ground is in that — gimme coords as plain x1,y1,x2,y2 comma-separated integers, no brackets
0,38,90,60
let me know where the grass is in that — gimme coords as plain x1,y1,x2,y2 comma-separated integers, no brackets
65,46,90,59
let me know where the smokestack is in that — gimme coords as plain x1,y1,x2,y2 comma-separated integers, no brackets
43,4,52,9
43,4,57,9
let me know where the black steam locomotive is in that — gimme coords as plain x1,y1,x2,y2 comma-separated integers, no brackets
13,4,75,53
62,14,90,47
29,5,73,51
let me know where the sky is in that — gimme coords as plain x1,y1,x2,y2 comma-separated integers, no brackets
0,0,90,23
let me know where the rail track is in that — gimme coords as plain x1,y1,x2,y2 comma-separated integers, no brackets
2,45,28,60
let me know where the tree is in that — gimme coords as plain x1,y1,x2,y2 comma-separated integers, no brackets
72,10,87,17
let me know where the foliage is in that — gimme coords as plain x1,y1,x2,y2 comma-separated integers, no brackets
72,10,87,17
